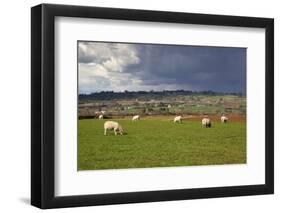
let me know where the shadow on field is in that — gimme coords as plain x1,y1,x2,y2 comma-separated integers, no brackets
104,132,128,136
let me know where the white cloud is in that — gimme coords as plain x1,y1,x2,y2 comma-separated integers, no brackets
78,42,141,93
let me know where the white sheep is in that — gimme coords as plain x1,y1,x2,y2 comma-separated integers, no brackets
202,118,211,128
221,115,228,123
104,121,123,135
174,116,182,123
99,114,103,120
132,115,140,121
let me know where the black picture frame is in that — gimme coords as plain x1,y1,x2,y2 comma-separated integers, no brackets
31,3,274,209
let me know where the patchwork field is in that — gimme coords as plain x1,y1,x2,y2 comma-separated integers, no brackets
78,117,246,170
79,93,246,118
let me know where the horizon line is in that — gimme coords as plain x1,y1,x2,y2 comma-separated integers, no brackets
79,90,245,95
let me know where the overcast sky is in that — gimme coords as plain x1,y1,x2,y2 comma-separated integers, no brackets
78,41,246,94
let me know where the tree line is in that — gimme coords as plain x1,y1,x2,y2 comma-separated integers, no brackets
79,90,244,101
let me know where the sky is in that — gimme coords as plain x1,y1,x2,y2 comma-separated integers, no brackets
78,41,246,94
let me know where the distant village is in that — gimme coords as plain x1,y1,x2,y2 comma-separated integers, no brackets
79,90,246,119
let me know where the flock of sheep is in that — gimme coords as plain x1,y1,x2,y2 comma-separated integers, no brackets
173,115,228,127
102,113,229,136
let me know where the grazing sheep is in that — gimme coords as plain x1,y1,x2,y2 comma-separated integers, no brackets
99,114,103,120
221,115,228,123
104,121,123,136
202,118,211,128
174,116,182,123
132,115,140,121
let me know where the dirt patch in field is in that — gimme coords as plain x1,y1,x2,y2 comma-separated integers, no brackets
105,114,246,123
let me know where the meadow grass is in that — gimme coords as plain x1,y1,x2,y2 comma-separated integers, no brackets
78,118,246,170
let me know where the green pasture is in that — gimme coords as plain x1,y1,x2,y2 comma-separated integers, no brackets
78,118,246,170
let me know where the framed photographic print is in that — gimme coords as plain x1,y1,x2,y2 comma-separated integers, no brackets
31,4,274,209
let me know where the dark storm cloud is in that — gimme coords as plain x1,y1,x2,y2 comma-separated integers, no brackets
124,44,246,94
78,41,246,94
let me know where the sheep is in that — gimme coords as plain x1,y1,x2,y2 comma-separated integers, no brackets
174,116,182,123
99,114,103,120
202,118,211,128
221,115,228,123
104,121,123,136
132,115,140,121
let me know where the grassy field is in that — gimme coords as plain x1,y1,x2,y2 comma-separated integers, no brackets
78,118,246,170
